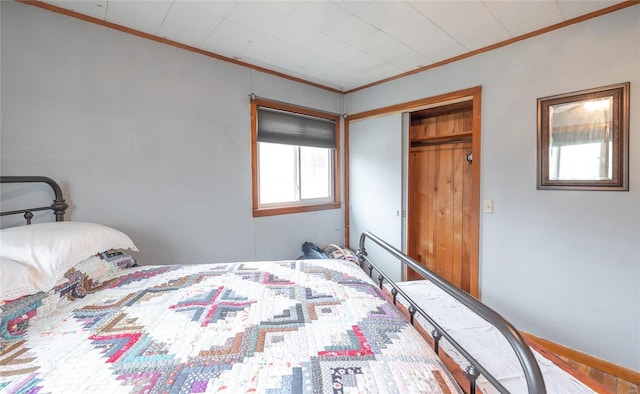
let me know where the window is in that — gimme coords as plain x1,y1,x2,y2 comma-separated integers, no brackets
251,98,341,217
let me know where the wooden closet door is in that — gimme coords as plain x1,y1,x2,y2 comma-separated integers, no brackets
408,140,473,292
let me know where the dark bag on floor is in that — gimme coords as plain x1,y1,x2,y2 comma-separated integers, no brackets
298,241,331,259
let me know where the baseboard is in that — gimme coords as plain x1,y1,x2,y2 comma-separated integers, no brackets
522,332,640,385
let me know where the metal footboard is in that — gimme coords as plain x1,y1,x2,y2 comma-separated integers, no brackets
357,231,546,394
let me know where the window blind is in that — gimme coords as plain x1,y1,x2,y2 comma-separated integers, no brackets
257,107,336,149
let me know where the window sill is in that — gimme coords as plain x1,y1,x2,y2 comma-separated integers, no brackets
253,202,341,217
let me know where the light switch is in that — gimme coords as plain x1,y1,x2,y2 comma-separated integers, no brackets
483,199,494,214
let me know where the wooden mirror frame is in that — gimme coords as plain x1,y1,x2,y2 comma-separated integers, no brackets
537,82,629,191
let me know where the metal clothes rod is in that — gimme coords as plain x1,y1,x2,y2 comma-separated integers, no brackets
410,137,472,147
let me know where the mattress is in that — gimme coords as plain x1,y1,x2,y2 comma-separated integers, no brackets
1,259,462,393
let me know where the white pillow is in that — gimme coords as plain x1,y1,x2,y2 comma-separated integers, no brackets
0,257,41,301
0,222,138,292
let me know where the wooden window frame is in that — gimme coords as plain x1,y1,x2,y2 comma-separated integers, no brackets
251,98,341,217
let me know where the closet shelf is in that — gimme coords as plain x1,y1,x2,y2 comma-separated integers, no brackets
410,131,472,146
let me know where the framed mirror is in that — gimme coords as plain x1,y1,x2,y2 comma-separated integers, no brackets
537,82,629,190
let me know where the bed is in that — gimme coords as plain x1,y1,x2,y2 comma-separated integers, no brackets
0,176,604,393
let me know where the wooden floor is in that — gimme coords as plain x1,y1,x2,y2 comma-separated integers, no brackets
557,356,639,394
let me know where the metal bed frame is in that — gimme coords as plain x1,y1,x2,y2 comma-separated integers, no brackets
0,176,68,223
357,231,546,394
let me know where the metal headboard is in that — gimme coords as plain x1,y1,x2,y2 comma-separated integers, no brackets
0,176,68,224
357,231,546,394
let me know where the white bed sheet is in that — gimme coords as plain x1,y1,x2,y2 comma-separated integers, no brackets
388,280,596,394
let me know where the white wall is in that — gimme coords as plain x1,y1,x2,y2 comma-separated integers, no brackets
347,6,640,371
0,1,343,264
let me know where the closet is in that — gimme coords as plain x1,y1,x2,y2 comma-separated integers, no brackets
407,101,476,294
347,86,481,295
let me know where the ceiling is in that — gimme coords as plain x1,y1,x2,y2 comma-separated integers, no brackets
41,0,627,92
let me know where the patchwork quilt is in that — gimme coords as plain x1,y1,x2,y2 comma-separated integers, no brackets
1,259,461,393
